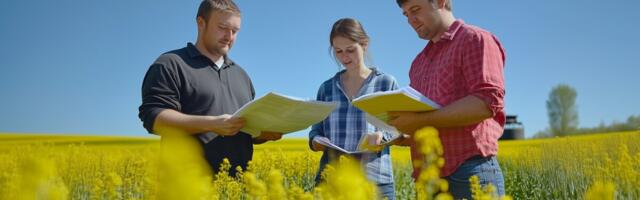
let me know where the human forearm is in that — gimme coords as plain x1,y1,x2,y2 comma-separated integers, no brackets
153,109,246,136
418,95,493,128
389,95,494,134
153,109,217,135
252,131,283,144
308,123,325,151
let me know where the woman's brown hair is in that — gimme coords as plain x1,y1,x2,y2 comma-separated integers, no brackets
329,18,372,68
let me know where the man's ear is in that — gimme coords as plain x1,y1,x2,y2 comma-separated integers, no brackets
197,16,206,32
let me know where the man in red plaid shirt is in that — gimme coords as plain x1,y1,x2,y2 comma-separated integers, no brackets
389,0,507,198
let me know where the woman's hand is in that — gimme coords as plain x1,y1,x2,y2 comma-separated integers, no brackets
311,140,326,151
359,132,384,152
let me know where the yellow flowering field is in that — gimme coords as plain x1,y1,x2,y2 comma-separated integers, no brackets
498,131,640,199
0,130,637,199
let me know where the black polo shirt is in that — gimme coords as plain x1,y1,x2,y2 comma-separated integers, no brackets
139,43,255,175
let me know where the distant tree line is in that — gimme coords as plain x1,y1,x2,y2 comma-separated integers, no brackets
533,114,640,138
573,115,640,134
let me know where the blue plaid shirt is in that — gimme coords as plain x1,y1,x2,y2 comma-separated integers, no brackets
309,68,398,184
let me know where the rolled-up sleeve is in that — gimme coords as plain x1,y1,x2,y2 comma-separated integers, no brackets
308,85,326,149
461,32,506,117
138,63,181,134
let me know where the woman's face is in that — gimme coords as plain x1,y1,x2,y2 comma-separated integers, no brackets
332,36,366,70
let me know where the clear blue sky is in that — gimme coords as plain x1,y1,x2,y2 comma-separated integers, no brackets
1,0,638,138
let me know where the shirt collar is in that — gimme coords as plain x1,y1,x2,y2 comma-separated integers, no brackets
439,19,465,41
222,56,235,68
332,68,381,100
186,42,202,58
186,42,235,69
332,67,383,91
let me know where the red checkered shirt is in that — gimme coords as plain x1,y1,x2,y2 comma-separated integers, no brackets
409,20,506,178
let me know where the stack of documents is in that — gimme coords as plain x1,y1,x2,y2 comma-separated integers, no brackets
313,136,370,154
351,86,441,136
199,92,336,143
314,132,406,154
235,92,337,137
309,87,438,152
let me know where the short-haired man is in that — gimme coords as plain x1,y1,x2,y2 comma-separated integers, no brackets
139,0,281,176
390,0,507,198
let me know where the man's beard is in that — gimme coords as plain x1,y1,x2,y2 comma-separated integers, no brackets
206,42,229,57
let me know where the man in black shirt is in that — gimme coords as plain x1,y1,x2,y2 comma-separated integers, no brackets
139,0,281,176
